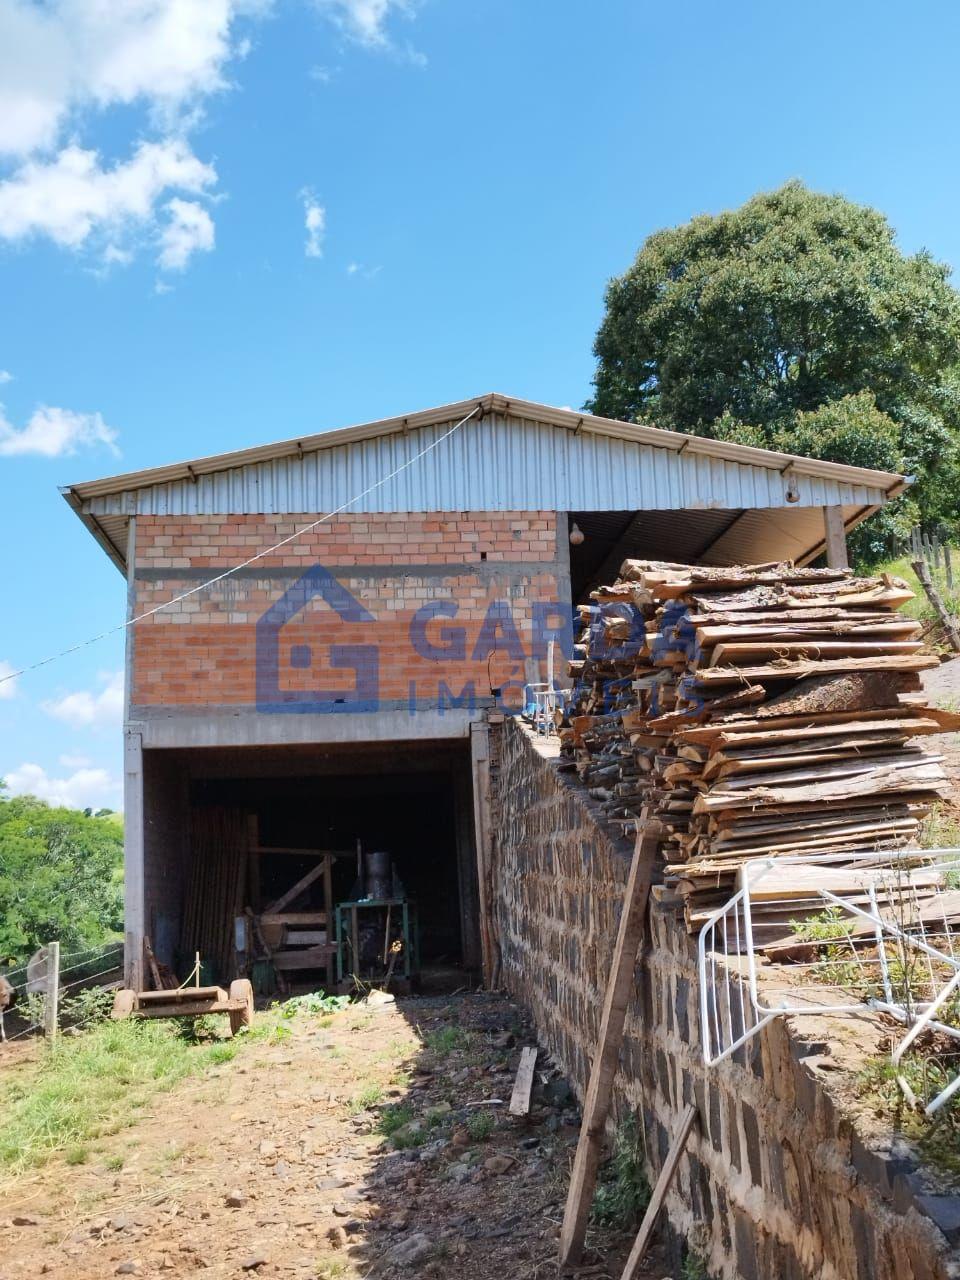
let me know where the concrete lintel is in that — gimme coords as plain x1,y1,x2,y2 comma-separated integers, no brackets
134,559,564,583
132,705,481,749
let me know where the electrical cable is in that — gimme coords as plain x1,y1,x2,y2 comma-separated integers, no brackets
0,402,483,687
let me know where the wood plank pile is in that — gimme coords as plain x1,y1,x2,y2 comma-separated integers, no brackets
561,559,960,934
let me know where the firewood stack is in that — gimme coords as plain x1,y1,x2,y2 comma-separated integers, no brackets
561,560,960,932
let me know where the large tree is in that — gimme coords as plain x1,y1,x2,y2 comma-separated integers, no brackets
0,789,123,963
589,182,960,558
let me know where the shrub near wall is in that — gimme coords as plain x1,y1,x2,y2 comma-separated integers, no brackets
493,719,960,1280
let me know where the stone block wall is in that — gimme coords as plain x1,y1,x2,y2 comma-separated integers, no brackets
493,718,960,1280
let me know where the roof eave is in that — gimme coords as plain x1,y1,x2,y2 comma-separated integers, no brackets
61,486,128,574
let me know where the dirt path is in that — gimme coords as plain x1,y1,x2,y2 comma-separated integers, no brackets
0,993,663,1280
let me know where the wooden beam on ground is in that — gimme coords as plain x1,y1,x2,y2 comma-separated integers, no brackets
509,1046,538,1117
558,824,661,1269
620,1104,699,1280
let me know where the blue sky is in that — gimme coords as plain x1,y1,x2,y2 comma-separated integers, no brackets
1,0,959,809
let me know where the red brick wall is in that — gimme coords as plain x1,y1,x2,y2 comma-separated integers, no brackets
131,512,568,713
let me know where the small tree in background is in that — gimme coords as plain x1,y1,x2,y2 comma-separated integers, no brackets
589,182,960,563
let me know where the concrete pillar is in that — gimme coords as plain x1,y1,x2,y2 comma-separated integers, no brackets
123,728,145,990
823,505,849,569
470,721,496,987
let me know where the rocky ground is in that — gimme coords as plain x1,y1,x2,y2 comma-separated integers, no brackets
0,992,665,1280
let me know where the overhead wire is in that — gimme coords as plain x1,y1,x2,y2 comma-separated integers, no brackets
0,402,483,688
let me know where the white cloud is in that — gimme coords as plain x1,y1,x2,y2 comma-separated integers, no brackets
0,1,266,271
303,191,325,258
3,761,120,810
0,660,18,699
312,0,417,51
0,404,119,458
0,0,262,160
0,139,216,266
42,671,124,730
59,753,93,769
158,196,215,270
0,371,12,384
345,260,381,280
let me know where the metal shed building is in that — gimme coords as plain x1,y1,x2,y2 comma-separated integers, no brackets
64,392,906,989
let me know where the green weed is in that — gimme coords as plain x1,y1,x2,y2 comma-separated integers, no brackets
65,1146,89,1166
314,1258,350,1278
682,1253,709,1280
921,806,960,852
466,1110,494,1141
590,1113,650,1227
423,1026,469,1055
377,1103,413,1137
349,1082,385,1113
278,991,350,1019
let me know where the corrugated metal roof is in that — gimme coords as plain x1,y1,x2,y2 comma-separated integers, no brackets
65,392,906,501
62,393,902,573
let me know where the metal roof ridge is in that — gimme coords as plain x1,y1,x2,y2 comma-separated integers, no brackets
61,391,908,501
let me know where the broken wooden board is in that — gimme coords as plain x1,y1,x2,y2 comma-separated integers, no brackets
508,1046,539,1117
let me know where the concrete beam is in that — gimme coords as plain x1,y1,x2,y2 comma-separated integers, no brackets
470,721,497,987
123,728,145,990
133,705,482,750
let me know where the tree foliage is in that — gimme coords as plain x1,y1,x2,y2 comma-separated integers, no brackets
589,182,960,560
0,788,123,964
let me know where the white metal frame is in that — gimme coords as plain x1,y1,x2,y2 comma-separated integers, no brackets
698,850,960,1115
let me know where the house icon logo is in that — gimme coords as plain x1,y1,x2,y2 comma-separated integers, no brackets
256,563,379,714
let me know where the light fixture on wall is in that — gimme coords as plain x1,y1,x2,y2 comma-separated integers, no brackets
569,522,585,546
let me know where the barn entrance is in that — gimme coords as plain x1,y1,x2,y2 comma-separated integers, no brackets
141,740,479,995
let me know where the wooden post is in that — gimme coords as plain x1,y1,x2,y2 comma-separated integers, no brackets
558,825,660,1269
946,544,954,593
620,1104,699,1280
912,559,960,653
43,941,60,1045
822,506,849,569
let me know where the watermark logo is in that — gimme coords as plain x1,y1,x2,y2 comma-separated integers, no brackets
256,562,573,716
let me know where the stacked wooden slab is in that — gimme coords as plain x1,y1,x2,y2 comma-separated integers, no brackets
561,560,960,934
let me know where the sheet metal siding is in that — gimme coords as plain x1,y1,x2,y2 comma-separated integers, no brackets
83,413,886,518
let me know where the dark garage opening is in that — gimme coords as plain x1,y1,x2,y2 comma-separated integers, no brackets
142,741,480,994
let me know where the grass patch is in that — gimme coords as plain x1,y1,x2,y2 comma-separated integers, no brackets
922,805,960,851
857,1056,960,1177
873,553,960,625
377,1103,413,1137
315,1260,350,1279
0,1018,236,1175
349,1082,385,1113
423,1026,470,1055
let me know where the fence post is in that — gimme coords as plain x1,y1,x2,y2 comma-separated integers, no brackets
946,544,955,593
912,559,960,653
43,941,59,1045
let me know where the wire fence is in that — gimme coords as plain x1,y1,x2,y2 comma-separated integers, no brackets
0,939,125,1046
